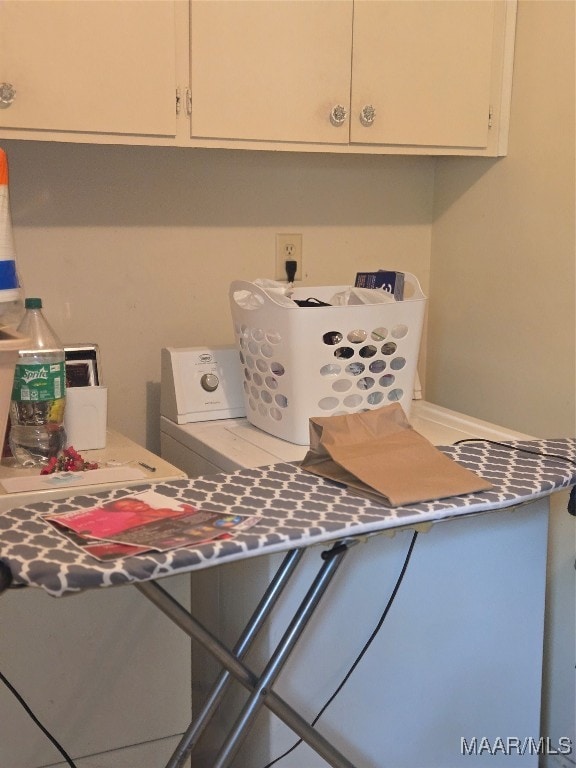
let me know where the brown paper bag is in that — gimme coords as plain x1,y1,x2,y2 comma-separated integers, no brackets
301,403,493,507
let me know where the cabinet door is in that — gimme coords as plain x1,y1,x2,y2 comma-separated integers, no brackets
350,0,496,149
190,0,353,144
0,1,177,137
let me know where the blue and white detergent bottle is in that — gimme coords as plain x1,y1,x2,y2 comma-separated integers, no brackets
0,148,24,328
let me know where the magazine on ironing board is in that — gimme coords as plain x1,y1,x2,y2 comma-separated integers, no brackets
44,488,259,560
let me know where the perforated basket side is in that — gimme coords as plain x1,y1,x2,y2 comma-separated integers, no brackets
229,277,426,444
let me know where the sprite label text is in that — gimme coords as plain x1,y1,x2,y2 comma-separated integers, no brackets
12,362,65,403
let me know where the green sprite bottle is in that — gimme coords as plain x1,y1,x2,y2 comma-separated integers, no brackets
9,298,66,466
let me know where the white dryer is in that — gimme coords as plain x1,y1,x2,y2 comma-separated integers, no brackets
160,347,547,768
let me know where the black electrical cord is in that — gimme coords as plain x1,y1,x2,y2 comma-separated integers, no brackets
261,529,419,768
261,438,576,766
0,669,78,768
452,438,576,515
452,437,576,465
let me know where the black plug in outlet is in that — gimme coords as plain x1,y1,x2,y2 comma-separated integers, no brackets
275,233,302,280
285,259,297,284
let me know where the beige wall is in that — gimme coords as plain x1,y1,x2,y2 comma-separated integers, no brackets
428,0,575,756
2,141,434,450
428,0,575,440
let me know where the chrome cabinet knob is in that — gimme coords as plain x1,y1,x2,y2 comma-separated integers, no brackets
360,104,376,127
0,83,16,109
330,104,348,127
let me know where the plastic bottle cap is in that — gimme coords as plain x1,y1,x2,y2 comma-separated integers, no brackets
24,297,42,309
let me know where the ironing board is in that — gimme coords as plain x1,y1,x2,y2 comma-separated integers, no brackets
0,438,574,768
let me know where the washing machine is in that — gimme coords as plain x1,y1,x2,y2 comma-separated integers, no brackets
159,345,532,475
160,346,548,768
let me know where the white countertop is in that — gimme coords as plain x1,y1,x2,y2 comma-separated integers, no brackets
0,429,185,511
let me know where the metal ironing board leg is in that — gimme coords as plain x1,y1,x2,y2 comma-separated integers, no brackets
136,539,357,768
211,539,353,768
164,548,305,768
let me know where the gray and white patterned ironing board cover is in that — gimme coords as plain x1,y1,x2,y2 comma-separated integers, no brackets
0,439,574,597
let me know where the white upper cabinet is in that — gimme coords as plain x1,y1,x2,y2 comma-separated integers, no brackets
0,0,178,138
350,0,497,150
189,0,353,144
0,0,516,155
189,0,516,156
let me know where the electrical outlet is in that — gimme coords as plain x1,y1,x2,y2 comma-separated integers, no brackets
276,233,303,281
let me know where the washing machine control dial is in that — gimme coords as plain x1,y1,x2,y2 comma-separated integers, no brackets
200,372,219,392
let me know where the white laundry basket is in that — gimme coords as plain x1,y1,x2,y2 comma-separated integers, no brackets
229,274,426,445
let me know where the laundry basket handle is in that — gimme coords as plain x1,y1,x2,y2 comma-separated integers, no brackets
229,281,298,311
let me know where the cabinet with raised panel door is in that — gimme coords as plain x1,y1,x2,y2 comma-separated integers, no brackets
0,0,178,139
189,0,516,156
